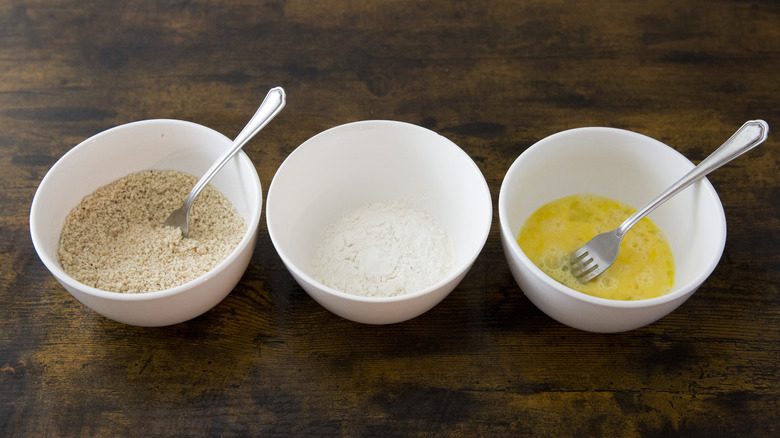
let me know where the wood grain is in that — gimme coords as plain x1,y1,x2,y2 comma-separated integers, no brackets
1,0,778,436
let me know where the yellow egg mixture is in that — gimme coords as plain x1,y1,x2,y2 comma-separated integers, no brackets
517,193,674,300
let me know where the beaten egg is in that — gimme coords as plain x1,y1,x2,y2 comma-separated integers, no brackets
517,193,674,300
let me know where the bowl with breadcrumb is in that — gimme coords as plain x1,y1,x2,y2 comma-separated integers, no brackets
499,127,727,333
266,120,492,325
30,119,262,327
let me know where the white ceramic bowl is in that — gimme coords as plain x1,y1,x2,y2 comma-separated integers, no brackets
267,120,492,324
499,127,727,333
30,119,262,327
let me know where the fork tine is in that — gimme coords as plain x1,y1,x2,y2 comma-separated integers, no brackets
570,230,623,282
572,255,592,269
571,256,592,274
573,261,599,280
570,247,601,282
572,248,589,261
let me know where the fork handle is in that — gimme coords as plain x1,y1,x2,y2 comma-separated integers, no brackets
616,120,769,237
181,87,286,212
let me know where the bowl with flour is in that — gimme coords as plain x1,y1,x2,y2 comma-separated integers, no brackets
30,119,263,326
266,120,492,324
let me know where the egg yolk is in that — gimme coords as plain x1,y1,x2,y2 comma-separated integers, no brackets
517,193,674,300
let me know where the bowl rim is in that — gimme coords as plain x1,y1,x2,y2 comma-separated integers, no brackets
267,119,493,303
29,118,263,301
498,126,727,309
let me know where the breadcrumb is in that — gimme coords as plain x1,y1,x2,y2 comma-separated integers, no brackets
57,169,246,293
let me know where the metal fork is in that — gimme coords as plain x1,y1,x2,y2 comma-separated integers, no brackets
164,87,285,237
570,120,769,283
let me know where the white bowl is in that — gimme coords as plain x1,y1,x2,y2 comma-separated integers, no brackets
30,119,262,327
266,120,492,324
499,127,727,333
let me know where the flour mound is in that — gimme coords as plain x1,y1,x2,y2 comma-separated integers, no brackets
312,200,455,297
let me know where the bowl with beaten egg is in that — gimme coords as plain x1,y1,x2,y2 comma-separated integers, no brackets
499,127,727,332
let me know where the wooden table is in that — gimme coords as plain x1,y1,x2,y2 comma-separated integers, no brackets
2,1,778,436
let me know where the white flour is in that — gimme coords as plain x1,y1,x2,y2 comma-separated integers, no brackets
311,200,454,297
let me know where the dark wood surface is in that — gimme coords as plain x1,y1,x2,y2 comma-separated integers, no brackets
2,1,778,436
